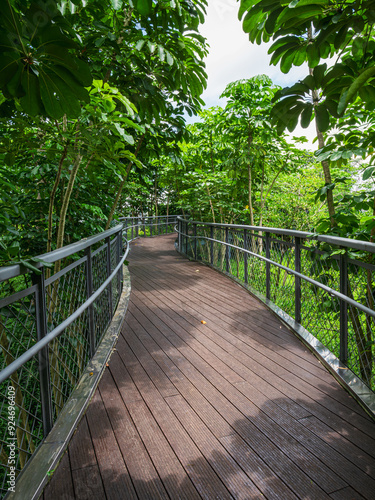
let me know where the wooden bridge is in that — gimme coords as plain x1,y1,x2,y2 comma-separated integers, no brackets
42,234,375,499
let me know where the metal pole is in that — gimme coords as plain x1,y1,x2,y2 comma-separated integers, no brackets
244,229,248,285
117,228,123,297
178,219,181,251
106,237,113,317
339,251,348,364
166,216,168,235
295,236,301,324
210,226,214,265
266,232,271,300
150,219,153,237
135,217,139,238
143,217,146,237
194,223,197,259
33,269,54,437
85,246,96,357
225,227,229,273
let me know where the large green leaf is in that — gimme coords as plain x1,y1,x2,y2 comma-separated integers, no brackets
39,70,81,118
135,0,153,16
315,104,330,132
20,72,43,116
0,1,92,118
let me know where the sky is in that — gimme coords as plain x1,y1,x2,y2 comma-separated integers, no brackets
194,0,316,148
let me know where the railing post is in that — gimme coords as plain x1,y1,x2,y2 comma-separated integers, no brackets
266,232,271,300
85,246,96,357
225,227,229,273
178,219,182,251
295,236,301,324
117,228,123,295
184,220,188,255
131,219,134,240
166,216,168,234
194,223,197,259
143,217,146,237
150,219,153,237
33,268,53,437
210,226,214,265
243,229,248,285
135,217,139,238
106,237,113,317
339,251,348,364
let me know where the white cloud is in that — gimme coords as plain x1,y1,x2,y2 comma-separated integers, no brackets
193,0,317,149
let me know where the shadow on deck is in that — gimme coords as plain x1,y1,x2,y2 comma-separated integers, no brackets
43,234,375,499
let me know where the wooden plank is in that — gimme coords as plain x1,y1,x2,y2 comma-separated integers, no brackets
167,394,295,500
330,486,367,500
121,351,233,499
43,451,75,500
85,389,138,500
235,382,375,498
124,315,234,439
71,465,106,500
107,349,143,404
128,282,311,421
68,417,97,471
125,399,201,500
98,369,169,500
298,415,375,477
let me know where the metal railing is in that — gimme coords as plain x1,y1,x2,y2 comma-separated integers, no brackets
119,215,179,240
0,216,178,498
176,217,375,417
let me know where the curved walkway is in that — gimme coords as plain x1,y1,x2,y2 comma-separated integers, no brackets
44,234,375,499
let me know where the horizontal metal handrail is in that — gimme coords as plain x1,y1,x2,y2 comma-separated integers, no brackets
177,229,375,320
0,224,123,283
177,216,375,253
119,215,180,220
0,248,129,385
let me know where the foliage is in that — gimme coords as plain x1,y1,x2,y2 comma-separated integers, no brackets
0,0,209,266
238,0,375,132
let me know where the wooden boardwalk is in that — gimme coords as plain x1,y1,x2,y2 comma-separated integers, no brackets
43,234,375,500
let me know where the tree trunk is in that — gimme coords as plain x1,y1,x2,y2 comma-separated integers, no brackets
105,134,145,230
308,27,335,227
46,145,68,259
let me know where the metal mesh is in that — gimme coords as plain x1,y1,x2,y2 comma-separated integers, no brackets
347,260,375,388
0,293,43,495
299,245,341,357
269,237,295,317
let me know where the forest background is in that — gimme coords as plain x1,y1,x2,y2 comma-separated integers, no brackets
1,0,375,269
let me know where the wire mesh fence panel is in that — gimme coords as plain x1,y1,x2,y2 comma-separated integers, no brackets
0,354,43,497
0,291,43,497
268,236,296,317
346,259,375,389
299,245,341,365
